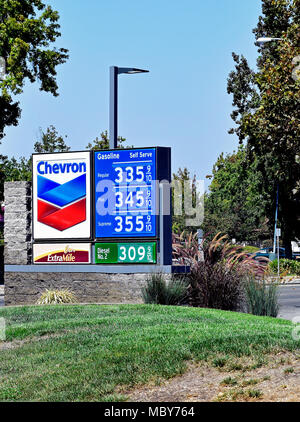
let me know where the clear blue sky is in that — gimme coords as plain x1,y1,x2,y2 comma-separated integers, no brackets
1,0,262,181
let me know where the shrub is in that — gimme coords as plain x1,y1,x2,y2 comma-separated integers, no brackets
172,232,267,311
164,276,189,305
244,278,279,317
141,273,188,305
269,259,300,276
36,289,78,305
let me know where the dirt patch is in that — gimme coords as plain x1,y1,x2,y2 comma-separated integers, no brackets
126,352,300,402
0,332,65,351
0,326,105,351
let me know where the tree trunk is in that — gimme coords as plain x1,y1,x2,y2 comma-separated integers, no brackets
281,190,296,260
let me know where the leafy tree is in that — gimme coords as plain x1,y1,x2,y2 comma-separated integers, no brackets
227,0,300,256
0,96,20,140
172,167,201,234
0,154,31,202
1,156,31,182
203,148,271,243
86,130,126,150
34,125,69,153
0,0,68,140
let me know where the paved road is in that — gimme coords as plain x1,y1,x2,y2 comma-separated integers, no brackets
278,284,300,321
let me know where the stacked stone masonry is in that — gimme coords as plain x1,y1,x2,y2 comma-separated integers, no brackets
4,272,152,306
4,181,32,265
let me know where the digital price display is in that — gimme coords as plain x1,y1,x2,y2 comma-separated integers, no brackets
95,242,156,264
94,148,156,238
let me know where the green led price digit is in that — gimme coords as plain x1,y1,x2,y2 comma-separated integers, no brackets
119,245,146,261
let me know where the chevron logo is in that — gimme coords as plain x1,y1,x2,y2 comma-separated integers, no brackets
37,174,86,231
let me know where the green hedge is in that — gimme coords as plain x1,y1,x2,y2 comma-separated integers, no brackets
269,258,300,276
242,246,260,254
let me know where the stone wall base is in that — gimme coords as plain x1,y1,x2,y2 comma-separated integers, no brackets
4,272,161,306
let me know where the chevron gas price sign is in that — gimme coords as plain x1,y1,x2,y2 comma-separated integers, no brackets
94,148,156,238
32,152,91,240
32,147,172,266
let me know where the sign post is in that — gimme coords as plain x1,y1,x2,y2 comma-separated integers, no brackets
276,228,281,279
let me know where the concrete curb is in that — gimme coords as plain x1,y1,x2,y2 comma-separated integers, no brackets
279,282,300,286
0,301,141,308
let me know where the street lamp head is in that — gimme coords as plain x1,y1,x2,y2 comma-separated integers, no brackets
256,37,283,44
117,67,149,75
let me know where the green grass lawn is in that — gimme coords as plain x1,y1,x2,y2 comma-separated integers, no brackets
242,246,260,254
0,304,299,401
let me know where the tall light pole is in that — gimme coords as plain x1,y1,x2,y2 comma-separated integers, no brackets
109,66,149,149
256,36,283,254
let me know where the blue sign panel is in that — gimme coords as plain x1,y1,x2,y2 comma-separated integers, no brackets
94,148,157,238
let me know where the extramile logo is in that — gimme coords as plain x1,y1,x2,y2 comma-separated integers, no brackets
37,160,87,231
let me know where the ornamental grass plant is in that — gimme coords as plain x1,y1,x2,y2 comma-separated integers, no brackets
141,273,188,305
244,278,279,317
172,232,267,311
36,289,78,305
